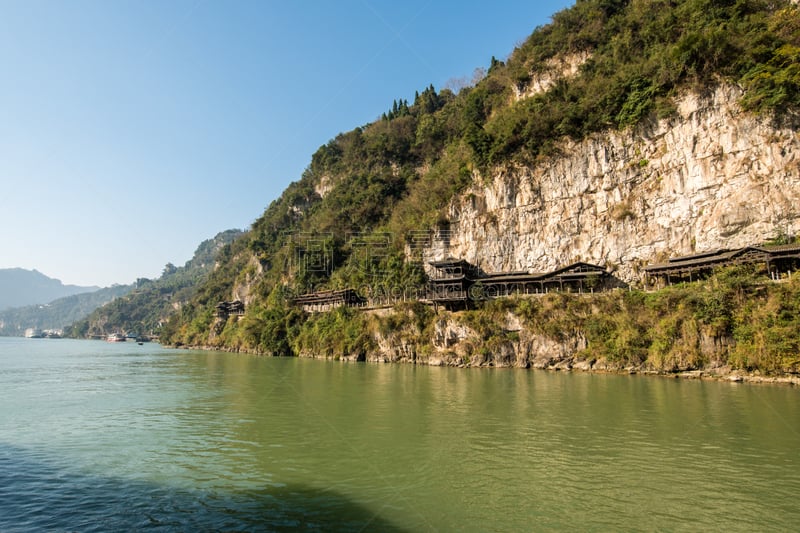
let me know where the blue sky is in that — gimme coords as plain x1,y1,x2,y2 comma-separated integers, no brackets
0,0,574,287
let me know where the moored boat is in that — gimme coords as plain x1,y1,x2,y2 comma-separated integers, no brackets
106,333,126,342
24,328,43,338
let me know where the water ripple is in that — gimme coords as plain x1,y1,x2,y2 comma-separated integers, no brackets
1,340,799,531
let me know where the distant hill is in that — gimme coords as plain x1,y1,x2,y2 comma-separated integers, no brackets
0,269,99,311
71,229,244,338
0,284,133,336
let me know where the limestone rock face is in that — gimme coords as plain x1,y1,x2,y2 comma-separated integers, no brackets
230,255,263,307
512,51,590,101
425,85,800,283
432,318,472,349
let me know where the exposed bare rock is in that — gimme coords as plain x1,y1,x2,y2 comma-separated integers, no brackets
314,174,335,199
424,85,800,284
231,255,263,307
432,318,473,349
513,52,591,101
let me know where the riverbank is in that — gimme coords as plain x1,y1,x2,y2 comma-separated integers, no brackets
170,268,800,386
177,341,800,388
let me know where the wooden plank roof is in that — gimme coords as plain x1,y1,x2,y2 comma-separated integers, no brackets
429,257,471,268
645,244,800,274
293,288,362,305
760,243,800,256
667,249,731,263
478,262,608,284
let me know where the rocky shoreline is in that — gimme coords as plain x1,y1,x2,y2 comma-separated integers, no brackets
176,342,800,387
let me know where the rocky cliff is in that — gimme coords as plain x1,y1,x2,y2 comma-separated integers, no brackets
426,85,800,284
361,307,800,384
162,0,800,381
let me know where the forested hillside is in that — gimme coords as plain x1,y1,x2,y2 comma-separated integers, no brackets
70,229,243,338
160,0,800,375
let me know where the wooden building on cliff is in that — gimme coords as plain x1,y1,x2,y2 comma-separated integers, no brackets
293,289,366,313
427,259,610,310
644,244,800,287
477,262,610,297
426,258,483,310
215,300,245,319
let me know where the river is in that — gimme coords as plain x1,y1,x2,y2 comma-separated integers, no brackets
1,337,798,531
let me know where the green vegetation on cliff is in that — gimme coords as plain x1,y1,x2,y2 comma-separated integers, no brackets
170,265,800,375
161,0,800,375
71,229,243,338
511,267,800,373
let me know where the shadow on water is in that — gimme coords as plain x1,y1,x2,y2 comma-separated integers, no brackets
0,444,407,532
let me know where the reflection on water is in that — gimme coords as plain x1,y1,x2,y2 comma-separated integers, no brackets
0,338,799,531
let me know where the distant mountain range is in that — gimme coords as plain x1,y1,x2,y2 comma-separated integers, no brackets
0,284,133,336
0,230,244,338
0,269,100,311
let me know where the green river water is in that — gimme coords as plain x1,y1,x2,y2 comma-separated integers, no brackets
0,337,798,531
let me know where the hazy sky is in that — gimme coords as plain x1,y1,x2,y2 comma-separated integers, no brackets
0,0,574,287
